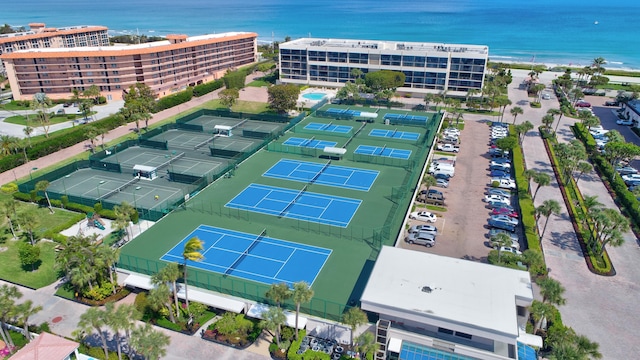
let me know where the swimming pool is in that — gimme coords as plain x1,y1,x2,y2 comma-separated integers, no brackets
302,92,327,101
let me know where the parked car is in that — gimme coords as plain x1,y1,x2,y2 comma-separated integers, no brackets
436,143,460,153
488,218,516,232
498,246,522,255
491,207,519,218
409,211,437,223
487,201,515,210
604,100,620,106
617,119,634,126
486,188,512,198
575,100,591,108
542,93,551,100
490,215,519,225
616,166,638,175
436,178,449,188
622,174,640,184
420,189,443,196
491,157,511,164
405,231,436,247
443,128,461,136
484,195,510,205
490,178,517,189
490,236,520,250
488,228,519,241
408,224,438,235
490,160,511,169
433,172,451,180
490,170,511,178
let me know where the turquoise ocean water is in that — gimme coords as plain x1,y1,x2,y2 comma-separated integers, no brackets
2,0,639,69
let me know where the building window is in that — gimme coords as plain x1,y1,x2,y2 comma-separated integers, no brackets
455,331,472,340
112,70,119,75
83,57,90,61
437,327,454,335
85,64,91,69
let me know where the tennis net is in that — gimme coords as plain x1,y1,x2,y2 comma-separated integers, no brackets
302,136,315,147
157,152,185,170
193,137,213,150
224,228,267,275
279,185,307,217
391,128,398,137
322,122,333,130
232,119,249,129
98,177,140,200
377,145,387,156
309,160,331,184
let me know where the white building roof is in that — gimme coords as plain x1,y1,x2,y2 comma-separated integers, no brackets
283,37,488,55
360,246,532,339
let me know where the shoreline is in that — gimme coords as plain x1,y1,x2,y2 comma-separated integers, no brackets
489,59,640,73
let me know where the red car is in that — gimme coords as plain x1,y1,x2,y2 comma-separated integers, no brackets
491,207,519,218
575,101,591,108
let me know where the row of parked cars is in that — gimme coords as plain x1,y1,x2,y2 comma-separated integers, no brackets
484,123,522,255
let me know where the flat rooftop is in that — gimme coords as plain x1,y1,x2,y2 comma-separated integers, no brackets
361,246,532,338
282,37,488,55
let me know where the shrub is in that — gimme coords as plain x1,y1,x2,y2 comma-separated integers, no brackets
134,292,149,314
223,72,247,90
530,102,541,108
193,79,224,97
154,87,193,113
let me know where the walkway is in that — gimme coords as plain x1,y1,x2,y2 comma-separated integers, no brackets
508,69,640,359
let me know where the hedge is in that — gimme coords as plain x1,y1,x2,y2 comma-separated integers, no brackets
192,79,224,97
153,87,193,113
13,191,120,221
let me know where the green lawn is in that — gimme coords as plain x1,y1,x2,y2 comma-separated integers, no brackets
247,79,271,87
4,112,96,126
0,101,33,111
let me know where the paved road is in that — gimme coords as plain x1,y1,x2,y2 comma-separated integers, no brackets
508,69,640,359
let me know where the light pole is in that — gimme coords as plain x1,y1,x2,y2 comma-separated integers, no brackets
97,180,105,201
29,167,38,181
62,175,70,195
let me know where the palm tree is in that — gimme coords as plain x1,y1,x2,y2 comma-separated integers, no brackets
97,245,120,294
491,233,513,264
130,323,170,360
542,114,555,132
575,161,593,184
265,282,292,308
77,307,110,359
583,195,603,214
0,284,23,349
260,306,287,348
114,201,136,239
517,120,534,144
106,302,139,360
423,93,434,111
536,199,561,239
35,180,54,213
19,209,39,245
292,281,314,340
529,300,555,334
355,331,379,359
182,236,204,316
575,334,602,359
342,306,368,347
510,106,523,124
538,277,566,306
14,300,42,341
532,172,551,201
592,57,606,76
148,284,176,324
152,263,181,319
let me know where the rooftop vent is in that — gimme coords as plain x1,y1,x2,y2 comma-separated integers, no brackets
421,286,432,293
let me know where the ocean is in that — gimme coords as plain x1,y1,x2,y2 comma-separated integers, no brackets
2,0,639,69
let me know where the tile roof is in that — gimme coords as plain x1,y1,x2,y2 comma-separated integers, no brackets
9,332,79,360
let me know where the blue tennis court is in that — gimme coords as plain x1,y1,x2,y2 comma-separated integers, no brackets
283,137,338,149
263,159,379,191
369,128,420,141
326,108,363,117
160,225,331,286
304,122,353,134
384,113,429,125
226,183,361,227
354,145,412,160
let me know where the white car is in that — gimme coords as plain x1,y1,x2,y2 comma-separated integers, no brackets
486,188,511,198
622,174,640,183
542,93,551,100
490,178,517,189
617,119,633,126
443,128,461,136
484,195,510,205
490,161,511,169
490,215,519,225
409,211,438,223
498,246,522,256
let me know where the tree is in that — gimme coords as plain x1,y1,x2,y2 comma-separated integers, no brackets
575,161,593,184
575,334,602,359
364,70,405,92
542,114,555,132
355,331,379,358
18,209,39,245
152,263,181,319
510,106,523,124
538,277,566,306
350,68,364,83
495,96,512,122
592,208,629,254
14,300,42,342
515,120,534,144
592,57,606,76
530,83,546,102
265,282,292,308
603,141,640,166
76,307,110,359
582,195,603,214
532,172,551,201
130,323,170,360
18,242,41,271
35,180,54,213
491,233,513,264
522,249,545,276
0,284,23,349
342,307,368,347
219,88,240,109
106,302,140,360
31,93,52,138
529,300,555,334
267,84,300,113
96,245,120,294
260,306,287,348
292,281,314,340
114,201,136,240
536,199,561,239
604,130,624,144
495,135,518,152
182,237,204,316
1,199,18,239
148,284,176,324
423,93,434,110
121,83,156,131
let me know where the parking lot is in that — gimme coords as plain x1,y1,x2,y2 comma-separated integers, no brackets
399,116,519,261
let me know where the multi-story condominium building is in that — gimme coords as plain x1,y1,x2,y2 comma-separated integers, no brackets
1,32,258,101
279,38,488,97
0,23,109,74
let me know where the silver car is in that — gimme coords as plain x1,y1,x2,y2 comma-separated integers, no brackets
409,225,438,235
405,231,436,247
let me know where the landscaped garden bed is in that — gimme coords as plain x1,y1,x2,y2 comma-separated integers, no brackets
201,312,262,349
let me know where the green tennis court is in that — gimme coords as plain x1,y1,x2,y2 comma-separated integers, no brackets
149,129,214,151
